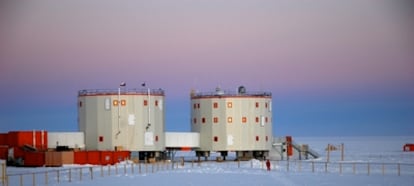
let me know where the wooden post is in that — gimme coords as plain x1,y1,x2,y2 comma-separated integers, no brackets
353,163,356,174
326,144,330,163
367,163,370,176
287,160,290,172
57,170,60,183
32,173,35,186
312,161,315,173
80,168,83,181
69,168,72,182
45,171,48,185
90,167,94,180
20,175,23,186
341,143,344,161
325,162,328,173
339,163,342,174
398,163,401,176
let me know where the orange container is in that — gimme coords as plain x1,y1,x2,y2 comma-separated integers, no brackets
0,133,8,146
100,151,114,165
45,151,74,167
87,151,101,165
7,131,48,150
0,146,8,160
113,151,130,163
24,152,45,167
286,136,293,156
74,151,88,164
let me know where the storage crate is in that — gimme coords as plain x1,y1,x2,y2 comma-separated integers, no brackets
7,131,48,150
24,152,45,167
45,151,74,167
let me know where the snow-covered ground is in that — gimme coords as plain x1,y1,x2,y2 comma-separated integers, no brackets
4,136,414,186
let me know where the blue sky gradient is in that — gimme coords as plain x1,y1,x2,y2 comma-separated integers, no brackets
0,0,413,136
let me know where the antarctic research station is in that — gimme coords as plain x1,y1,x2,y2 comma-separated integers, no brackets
0,85,319,167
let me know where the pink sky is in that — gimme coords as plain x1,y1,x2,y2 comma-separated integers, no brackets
0,0,413,135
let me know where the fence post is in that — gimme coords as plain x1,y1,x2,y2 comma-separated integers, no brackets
20,175,23,186
353,163,356,174
251,160,253,168
339,163,342,174
90,167,94,180
32,173,35,186
367,163,370,176
115,164,118,175
398,163,400,176
341,143,344,161
238,159,240,168
325,162,328,173
45,171,48,185
132,163,135,174
108,165,111,176
57,170,60,183
100,166,103,177
80,168,83,181
287,160,290,172
382,163,385,175
299,161,302,172
69,168,72,182
312,161,315,173
124,164,127,175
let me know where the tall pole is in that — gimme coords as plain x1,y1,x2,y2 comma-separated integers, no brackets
147,87,151,129
117,87,121,138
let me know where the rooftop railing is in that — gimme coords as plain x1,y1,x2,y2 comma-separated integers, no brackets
78,88,165,96
191,90,271,98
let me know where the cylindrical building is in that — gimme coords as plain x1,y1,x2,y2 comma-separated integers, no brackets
78,88,165,159
191,86,272,160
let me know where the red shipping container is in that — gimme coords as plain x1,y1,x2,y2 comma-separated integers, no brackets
87,151,101,165
113,151,130,164
0,133,7,146
24,152,45,167
100,151,114,165
0,146,8,160
7,131,48,150
74,151,88,164
12,147,25,159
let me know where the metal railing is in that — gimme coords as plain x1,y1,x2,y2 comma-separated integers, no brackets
4,159,414,186
78,88,165,96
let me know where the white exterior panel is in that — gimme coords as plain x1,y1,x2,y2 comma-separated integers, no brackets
165,132,200,148
48,132,85,149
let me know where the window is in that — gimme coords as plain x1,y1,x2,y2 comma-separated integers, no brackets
213,117,219,123
266,136,269,142
197,103,200,108
255,117,259,123
155,100,158,106
256,136,259,141
255,102,259,108
143,100,148,106
113,100,119,106
202,117,206,124
214,136,218,142
265,102,268,108
155,135,159,142
121,100,126,106
227,102,232,108
242,117,247,123
227,117,232,123
99,136,104,142
265,117,268,123
193,103,197,109
193,118,197,124
213,102,218,108
104,99,110,110
79,101,82,108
